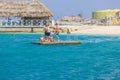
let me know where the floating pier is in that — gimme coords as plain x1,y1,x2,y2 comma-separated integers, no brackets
32,41,81,45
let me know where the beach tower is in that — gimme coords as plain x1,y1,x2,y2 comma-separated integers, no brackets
92,9,120,19
0,0,53,26
116,11,120,23
116,11,120,18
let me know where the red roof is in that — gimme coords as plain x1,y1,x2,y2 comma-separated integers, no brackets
68,15,76,17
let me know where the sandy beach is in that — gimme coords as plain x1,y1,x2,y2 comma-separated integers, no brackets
71,26,120,35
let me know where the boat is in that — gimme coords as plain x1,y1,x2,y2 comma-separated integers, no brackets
31,41,81,45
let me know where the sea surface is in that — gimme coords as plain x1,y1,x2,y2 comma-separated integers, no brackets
0,33,120,80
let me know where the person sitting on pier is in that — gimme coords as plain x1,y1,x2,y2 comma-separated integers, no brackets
39,36,45,43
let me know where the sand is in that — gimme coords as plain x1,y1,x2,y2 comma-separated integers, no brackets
71,26,120,35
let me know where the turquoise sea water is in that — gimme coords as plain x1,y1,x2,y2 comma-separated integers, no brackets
0,33,120,80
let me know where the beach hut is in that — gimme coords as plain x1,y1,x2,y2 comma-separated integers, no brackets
0,0,53,26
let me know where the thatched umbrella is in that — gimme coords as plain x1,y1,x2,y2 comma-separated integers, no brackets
0,0,53,17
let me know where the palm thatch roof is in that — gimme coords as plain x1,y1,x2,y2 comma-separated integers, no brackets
0,0,53,17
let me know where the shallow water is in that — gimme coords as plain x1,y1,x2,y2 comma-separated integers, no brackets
0,33,120,80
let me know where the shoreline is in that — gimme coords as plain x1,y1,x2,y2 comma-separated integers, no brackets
1,26,120,36
71,26,120,36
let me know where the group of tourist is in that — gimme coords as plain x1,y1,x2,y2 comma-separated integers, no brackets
39,23,60,43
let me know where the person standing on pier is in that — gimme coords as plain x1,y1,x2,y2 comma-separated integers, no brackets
43,24,51,41
67,27,71,41
54,23,60,41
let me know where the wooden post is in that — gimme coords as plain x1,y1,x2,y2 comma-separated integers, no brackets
31,27,34,32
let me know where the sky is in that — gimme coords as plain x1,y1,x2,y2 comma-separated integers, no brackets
40,0,120,19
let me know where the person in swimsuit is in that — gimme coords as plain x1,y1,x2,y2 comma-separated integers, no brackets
43,25,48,39
54,23,60,41
49,35,54,42
67,28,70,34
43,24,51,41
39,36,45,43
66,27,71,40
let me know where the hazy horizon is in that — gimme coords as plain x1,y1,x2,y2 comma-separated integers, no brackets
40,0,120,19
0,0,120,19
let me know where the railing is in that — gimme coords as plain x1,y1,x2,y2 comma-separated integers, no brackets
0,26,54,32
